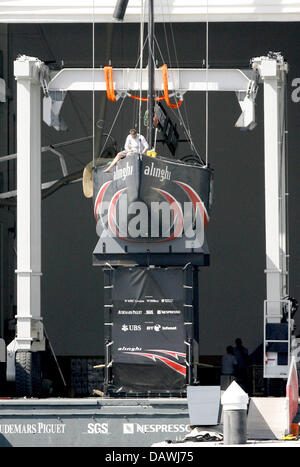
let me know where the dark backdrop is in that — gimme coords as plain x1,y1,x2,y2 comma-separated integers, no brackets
1,22,300,357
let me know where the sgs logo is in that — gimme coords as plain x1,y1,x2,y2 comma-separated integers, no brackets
87,423,109,434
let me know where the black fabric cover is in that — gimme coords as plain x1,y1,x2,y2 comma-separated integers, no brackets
110,268,187,392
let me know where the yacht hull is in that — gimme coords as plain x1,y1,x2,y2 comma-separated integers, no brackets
93,153,213,243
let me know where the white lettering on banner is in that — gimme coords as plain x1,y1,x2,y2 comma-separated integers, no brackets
157,310,181,315
118,310,143,315
146,325,177,331
0,423,66,434
123,423,190,434
291,78,300,103
121,324,142,332
113,162,133,181
144,163,171,181
87,423,109,434
117,346,142,352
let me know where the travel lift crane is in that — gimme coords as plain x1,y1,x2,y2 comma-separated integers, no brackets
4,52,296,396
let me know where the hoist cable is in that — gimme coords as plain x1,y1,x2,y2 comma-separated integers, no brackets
92,0,96,168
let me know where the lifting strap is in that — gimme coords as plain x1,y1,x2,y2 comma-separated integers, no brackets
129,93,164,102
103,65,183,108
104,66,117,102
161,64,183,109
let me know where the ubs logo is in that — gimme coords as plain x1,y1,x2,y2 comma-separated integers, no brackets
121,324,141,332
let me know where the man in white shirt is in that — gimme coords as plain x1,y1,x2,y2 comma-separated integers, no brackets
103,129,149,172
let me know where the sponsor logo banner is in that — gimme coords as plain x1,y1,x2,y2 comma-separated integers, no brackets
110,268,187,391
122,423,190,434
0,423,66,434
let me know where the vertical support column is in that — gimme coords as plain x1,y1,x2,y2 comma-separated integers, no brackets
278,73,288,301
0,25,9,340
253,54,290,380
13,56,45,351
253,55,288,323
0,25,8,166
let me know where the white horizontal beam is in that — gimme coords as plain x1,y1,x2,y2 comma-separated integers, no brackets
48,68,253,93
1,1,300,23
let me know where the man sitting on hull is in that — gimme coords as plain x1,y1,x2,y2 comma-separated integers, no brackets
103,128,149,172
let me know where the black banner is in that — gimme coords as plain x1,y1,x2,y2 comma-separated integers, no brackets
109,268,189,393
93,153,212,244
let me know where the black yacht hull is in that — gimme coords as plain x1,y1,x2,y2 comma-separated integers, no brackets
93,153,213,244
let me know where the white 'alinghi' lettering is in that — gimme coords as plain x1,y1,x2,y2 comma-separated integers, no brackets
113,161,133,181
144,162,171,181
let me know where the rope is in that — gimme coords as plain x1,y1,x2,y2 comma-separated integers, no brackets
92,0,95,168
101,2,204,160
99,30,149,155
129,93,164,102
139,0,145,135
205,0,209,166
99,96,127,157
158,1,203,163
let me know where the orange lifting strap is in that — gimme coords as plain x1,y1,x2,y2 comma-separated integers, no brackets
129,94,165,102
104,65,183,108
161,64,183,109
104,66,116,102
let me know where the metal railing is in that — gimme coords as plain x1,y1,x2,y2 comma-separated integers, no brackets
263,299,291,378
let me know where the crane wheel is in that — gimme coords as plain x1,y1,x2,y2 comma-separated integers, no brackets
15,351,42,398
